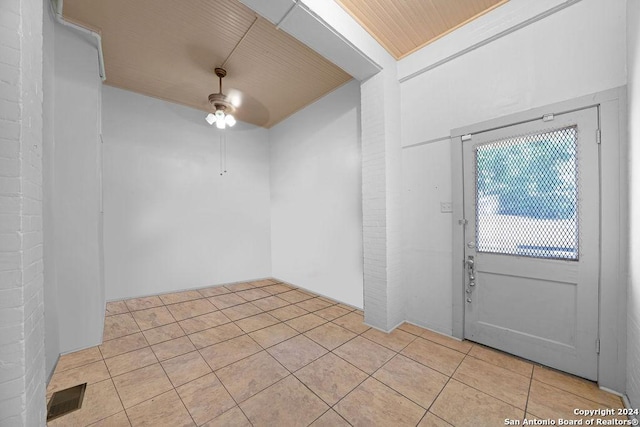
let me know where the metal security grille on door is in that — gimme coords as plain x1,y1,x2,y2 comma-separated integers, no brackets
474,126,579,260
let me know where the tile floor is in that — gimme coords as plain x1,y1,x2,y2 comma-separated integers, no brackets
46,279,626,427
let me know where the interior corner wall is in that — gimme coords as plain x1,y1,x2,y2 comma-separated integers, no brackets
101,86,271,300
269,80,364,309
400,0,627,334
627,0,640,410
42,0,60,380
53,23,104,352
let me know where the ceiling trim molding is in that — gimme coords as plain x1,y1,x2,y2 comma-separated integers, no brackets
240,0,383,81
398,0,584,83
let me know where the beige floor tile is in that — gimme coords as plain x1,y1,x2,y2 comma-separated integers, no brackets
200,407,251,427
47,360,111,395
315,305,351,321
124,296,163,312
333,336,395,374
335,377,426,427
221,302,263,321
420,329,473,354
178,310,230,334
373,354,448,409
240,375,329,427
417,412,454,427
269,304,308,321
176,372,235,425
166,298,217,321
261,284,293,295
48,379,124,427
104,347,158,377
106,301,129,316
304,322,356,350
103,313,141,341
199,335,263,371
285,313,327,333
151,336,196,361
54,346,102,373
310,410,351,427
197,286,231,297
250,279,278,287
332,311,370,334
189,322,245,349
235,288,271,301
130,306,176,331
398,322,428,336
468,344,533,377
453,356,531,409
125,389,195,427
158,290,202,305
362,328,416,352
279,290,314,304
401,337,465,376
87,410,131,426
251,295,289,311
249,323,298,348
234,312,280,333
267,334,327,372
142,322,185,345
336,303,356,312
161,350,211,387
430,379,524,427
112,363,173,409
533,365,623,408
224,282,255,292
99,333,149,359
216,351,289,403
295,353,368,405
527,379,619,420
208,293,247,309
296,297,334,312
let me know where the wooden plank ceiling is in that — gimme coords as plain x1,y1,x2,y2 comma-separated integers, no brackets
336,0,509,59
63,0,509,127
62,0,353,128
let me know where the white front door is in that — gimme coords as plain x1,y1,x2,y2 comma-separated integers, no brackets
462,107,599,380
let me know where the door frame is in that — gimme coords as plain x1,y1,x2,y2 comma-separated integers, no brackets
450,87,627,393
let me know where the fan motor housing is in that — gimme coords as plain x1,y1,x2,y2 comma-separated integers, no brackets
208,93,235,114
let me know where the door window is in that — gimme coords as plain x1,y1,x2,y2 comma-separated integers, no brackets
475,126,579,260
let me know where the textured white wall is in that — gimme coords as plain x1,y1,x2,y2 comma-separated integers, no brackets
269,80,363,308
53,24,104,352
627,0,640,411
400,0,627,334
42,0,60,380
0,0,46,424
102,86,271,300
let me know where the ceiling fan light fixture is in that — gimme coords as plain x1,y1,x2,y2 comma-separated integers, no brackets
206,67,238,129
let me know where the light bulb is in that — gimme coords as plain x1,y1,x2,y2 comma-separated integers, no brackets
205,113,215,125
225,114,236,127
215,109,225,119
216,117,225,129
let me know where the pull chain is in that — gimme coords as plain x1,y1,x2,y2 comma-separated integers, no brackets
219,132,228,176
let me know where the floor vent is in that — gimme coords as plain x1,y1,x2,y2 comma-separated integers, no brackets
46,383,87,422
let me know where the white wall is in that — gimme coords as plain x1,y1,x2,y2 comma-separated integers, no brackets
43,0,60,380
269,80,363,308
627,0,640,411
400,0,627,334
0,0,47,423
102,86,271,300
53,24,104,352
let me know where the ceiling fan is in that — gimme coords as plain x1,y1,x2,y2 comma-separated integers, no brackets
205,67,239,129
